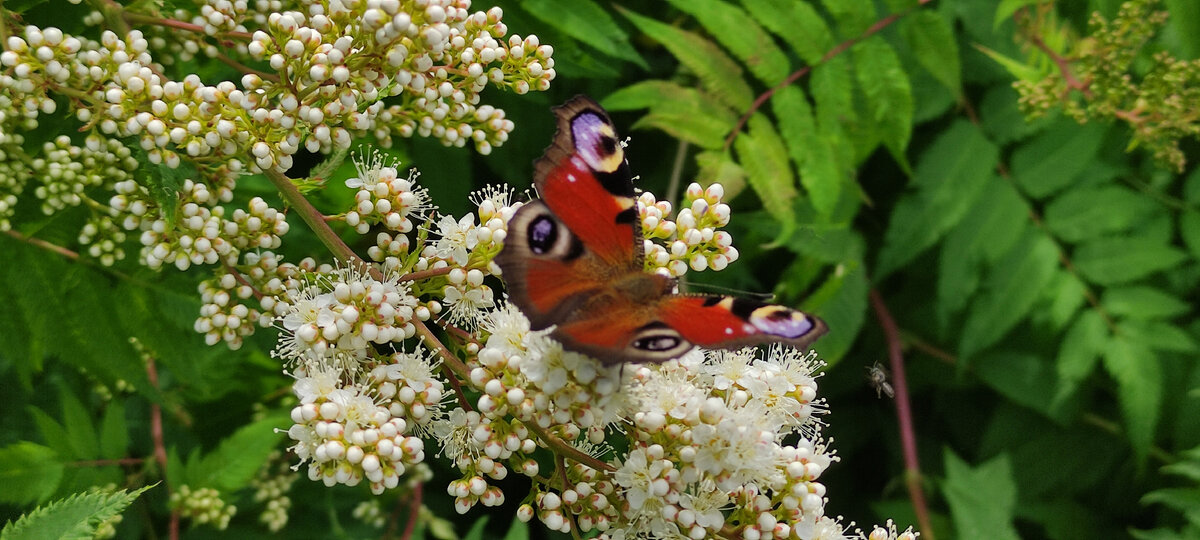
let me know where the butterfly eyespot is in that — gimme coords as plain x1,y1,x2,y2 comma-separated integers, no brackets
633,335,681,352
528,215,558,255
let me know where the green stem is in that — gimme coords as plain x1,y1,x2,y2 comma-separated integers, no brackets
263,168,362,266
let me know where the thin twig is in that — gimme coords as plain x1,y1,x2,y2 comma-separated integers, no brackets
145,357,179,540
723,0,934,151
67,457,147,467
523,421,614,473
869,290,935,540
398,266,454,282
413,319,474,412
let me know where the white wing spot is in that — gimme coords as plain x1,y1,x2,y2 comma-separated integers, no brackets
724,327,733,335
567,174,576,182
742,323,755,334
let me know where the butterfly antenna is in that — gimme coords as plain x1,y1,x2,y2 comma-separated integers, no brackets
683,281,776,301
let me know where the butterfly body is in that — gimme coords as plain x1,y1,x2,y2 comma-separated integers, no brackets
497,96,826,364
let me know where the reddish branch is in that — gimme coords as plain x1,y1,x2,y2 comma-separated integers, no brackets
869,290,935,540
723,0,935,150
1025,28,1093,99
145,357,179,540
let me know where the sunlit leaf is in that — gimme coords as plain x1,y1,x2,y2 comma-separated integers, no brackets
665,0,790,85
1073,236,1187,286
522,0,648,69
853,37,913,161
773,86,841,216
1103,287,1191,320
901,11,962,95
733,114,796,226
0,443,62,505
741,0,832,64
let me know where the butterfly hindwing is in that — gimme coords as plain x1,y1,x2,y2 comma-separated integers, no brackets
532,96,641,269
657,295,827,350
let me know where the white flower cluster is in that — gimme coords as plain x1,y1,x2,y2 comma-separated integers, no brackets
345,152,432,236
640,182,738,277
31,135,138,214
273,265,424,365
168,485,237,530
196,251,306,349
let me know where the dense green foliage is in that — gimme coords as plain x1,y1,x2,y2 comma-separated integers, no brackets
1,0,1198,538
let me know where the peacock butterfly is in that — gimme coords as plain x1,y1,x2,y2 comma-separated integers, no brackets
496,96,826,364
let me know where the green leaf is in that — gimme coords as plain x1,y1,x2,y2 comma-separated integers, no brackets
605,82,738,149
98,402,128,461
462,516,490,540
0,443,63,505
1103,336,1162,463
974,44,1044,82
619,8,754,110
959,230,1060,360
1073,236,1187,286
694,151,747,195
1053,310,1108,406
943,451,1021,540
901,11,962,95
1043,185,1157,242
0,486,152,540
1010,121,1107,199
1165,0,1200,58
994,0,1042,28
1181,211,1200,260
810,56,856,126
665,0,790,85
522,0,648,69
974,352,1063,419
877,120,999,278
803,259,868,365
307,146,349,182
192,415,287,492
773,86,840,216
740,0,832,64
733,114,797,226
819,0,875,35
57,387,98,461
853,37,913,161
1102,287,1191,320
1122,320,1199,353
503,517,530,540
936,177,1028,326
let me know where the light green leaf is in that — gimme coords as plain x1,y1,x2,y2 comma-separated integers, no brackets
632,109,733,150
1054,311,1108,405
98,402,127,461
936,177,1028,327
773,86,840,216
0,443,63,505
1103,287,1191,320
1122,320,1199,353
901,11,961,95
605,82,737,149
503,517,530,540
810,56,856,126
694,151,746,196
877,120,999,278
619,8,753,110
943,451,1021,540
819,0,875,35
853,37,913,161
1103,336,1162,463
733,114,797,226
665,0,790,85
1073,236,1187,286
1044,185,1157,242
193,415,287,492
959,231,1060,360
1010,121,1107,199
740,0,832,64
1,486,152,540
974,44,1044,82
521,0,647,69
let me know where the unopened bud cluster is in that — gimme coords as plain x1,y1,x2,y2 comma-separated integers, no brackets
640,182,738,277
168,485,237,530
251,454,299,532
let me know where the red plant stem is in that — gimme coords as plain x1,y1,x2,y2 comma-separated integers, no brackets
723,0,934,151
400,483,423,540
145,357,179,540
222,262,266,301
869,289,935,540
413,319,474,412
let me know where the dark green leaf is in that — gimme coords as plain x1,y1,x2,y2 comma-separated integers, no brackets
877,120,999,278
1054,310,1108,406
522,0,648,69
1011,121,1107,199
1103,287,1191,319
803,259,868,365
733,114,797,226
1073,236,1187,286
1044,185,1157,242
1038,270,1087,332
57,388,98,461
901,11,962,95
0,486,152,540
980,85,1047,143
1142,488,1200,516
462,516,490,540
853,37,913,161
0,443,63,505
1165,0,1200,58
773,87,841,216
193,416,287,492
619,8,753,110
740,0,832,64
665,0,790,85
1122,320,1199,353
959,230,1060,360
98,402,128,461
1103,337,1162,463
936,177,1028,326
974,352,1063,419
943,451,1021,540
1181,211,1200,260
819,0,875,35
